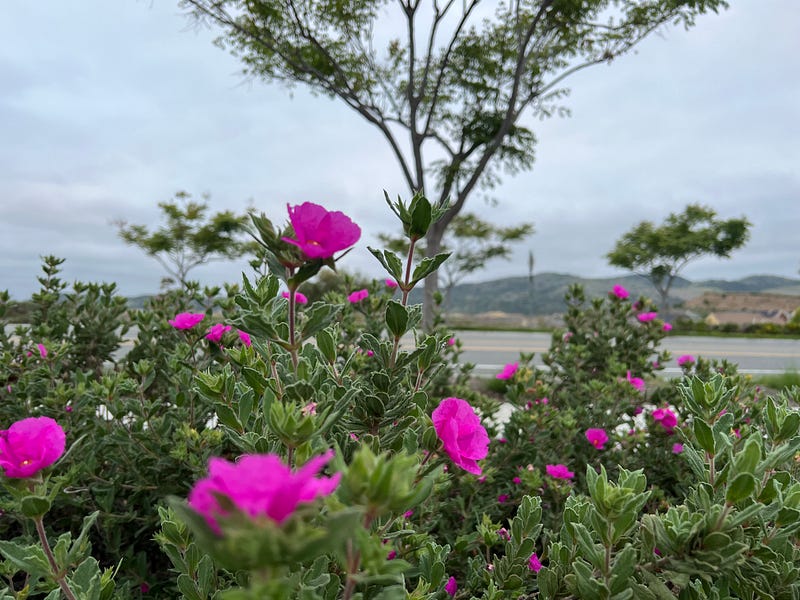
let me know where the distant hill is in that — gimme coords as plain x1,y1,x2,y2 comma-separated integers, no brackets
407,273,800,316
118,274,800,317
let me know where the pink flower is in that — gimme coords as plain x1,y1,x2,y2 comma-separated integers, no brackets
36,343,47,358
585,428,608,450
0,417,66,478
733,428,741,439
301,402,317,416
637,312,658,322
497,494,509,504
634,406,643,416
497,527,510,540
188,451,340,535
626,371,645,392
140,583,150,594
282,291,309,305
432,397,490,475
677,354,695,367
281,202,361,259
652,408,678,432
386,550,397,560
447,337,456,346
612,284,629,299
672,443,684,454
65,405,73,413
662,322,673,332
205,324,232,343
347,289,369,303
496,362,519,380
168,312,205,330
385,278,398,289
238,331,252,347
445,576,457,597
540,397,549,405
528,553,543,573
403,510,414,519
366,350,374,357
513,476,522,485
545,464,575,480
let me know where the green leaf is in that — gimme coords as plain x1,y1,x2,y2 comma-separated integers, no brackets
20,496,51,519
408,195,432,238
726,473,757,504
693,419,715,455
385,301,409,338
411,252,450,284
316,328,336,363
368,247,404,280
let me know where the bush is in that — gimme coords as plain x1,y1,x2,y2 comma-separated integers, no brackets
1,197,798,599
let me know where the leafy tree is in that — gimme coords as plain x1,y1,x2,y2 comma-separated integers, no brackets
607,203,750,314
180,0,729,326
379,212,533,312
116,191,249,288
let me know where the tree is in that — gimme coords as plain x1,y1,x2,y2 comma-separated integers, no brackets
116,191,249,288
607,203,751,314
180,0,729,326
379,212,533,311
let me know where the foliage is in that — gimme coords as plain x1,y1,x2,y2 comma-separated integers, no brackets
116,191,249,288
180,0,729,326
607,204,751,314
380,212,533,311
2,194,799,599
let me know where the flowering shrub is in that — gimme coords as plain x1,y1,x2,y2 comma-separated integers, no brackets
0,194,798,599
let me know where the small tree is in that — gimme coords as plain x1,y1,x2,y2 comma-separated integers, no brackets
607,204,750,314
380,212,533,311
116,191,249,288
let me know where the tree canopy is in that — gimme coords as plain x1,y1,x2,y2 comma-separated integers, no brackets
607,203,751,313
116,191,249,288
180,0,729,325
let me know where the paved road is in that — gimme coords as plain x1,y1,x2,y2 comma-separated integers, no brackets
6,325,799,376
450,331,800,377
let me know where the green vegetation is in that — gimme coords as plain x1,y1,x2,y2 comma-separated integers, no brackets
608,204,751,315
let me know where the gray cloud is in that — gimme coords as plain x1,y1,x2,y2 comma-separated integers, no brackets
1,1,798,299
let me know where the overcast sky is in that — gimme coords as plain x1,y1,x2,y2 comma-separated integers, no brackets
1,1,798,300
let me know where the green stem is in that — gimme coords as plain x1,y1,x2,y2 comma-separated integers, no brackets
288,286,299,372
34,517,77,600
390,238,418,368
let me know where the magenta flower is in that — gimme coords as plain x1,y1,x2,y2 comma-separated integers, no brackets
205,324,232,343
347,289,369,303
238,331,252,347
662,322,673,332
445,576,457,597
672,443,684,454
612,284,629,299
188,451,341,535
0,417,66,478
626,371,645,392
169,312,205,330
513,476,522,485
585,428,609,450
497,527,510,540
496,362,519,380
652,408,678,432
403,510,414,519
545,464,575,480
282,202,361,259
282,291,308,305
637,312,658,322
529,553,543,573
385,278,398,289
447,337,456,346
386,550,397,560
677,354,695,367
36,343,48,358
432,397,490,475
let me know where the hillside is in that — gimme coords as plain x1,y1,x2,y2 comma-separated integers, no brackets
408,273,800,316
